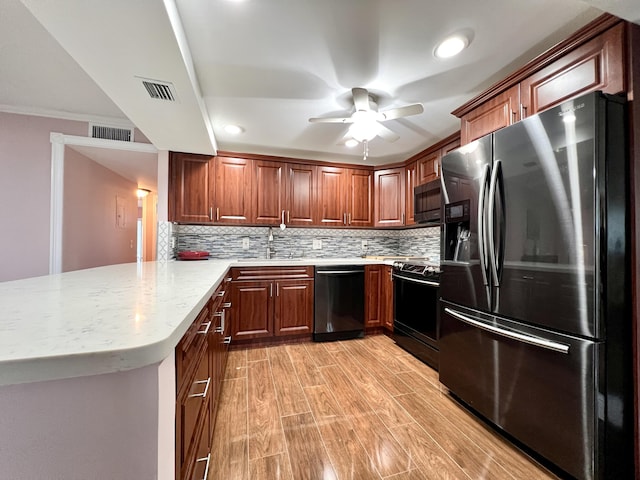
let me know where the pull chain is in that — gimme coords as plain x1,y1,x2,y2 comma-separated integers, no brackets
363,140,369,161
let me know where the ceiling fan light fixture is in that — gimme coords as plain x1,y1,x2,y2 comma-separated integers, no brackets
348,111,380,142
434,34,469,59
224,124,244,134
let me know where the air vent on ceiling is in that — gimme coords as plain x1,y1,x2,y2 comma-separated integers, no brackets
90,123,134,142
140,78,177,102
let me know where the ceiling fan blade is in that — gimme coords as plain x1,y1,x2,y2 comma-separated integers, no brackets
352,87,371,111
377,123,400,142
309,116,353,124
379,103,424,121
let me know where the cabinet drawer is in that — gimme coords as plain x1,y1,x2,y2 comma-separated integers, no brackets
189,409,211,480
231,266,314,281
176,301,211,386
176,340,210,473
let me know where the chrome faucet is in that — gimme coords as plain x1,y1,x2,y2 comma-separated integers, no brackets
266,227,274,259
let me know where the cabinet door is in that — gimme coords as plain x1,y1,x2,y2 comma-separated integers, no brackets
441,136,461,156
169,153,214,223
274,280,313,336
405,162,417,226
460,84,520,145
230,281,273,340
416,151,440,185
317,166,347,226
253,160,284,224
286,163,316,226
348,168,373,226
382,266,394,331
520,22,624,117
374,167,405,227
365,265,383,327
213,156,253,223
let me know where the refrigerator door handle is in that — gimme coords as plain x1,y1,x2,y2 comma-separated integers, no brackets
444,307,570,354
478,164,491,287
488,160,501,286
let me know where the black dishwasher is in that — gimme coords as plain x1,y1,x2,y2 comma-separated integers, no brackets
313,265,365,341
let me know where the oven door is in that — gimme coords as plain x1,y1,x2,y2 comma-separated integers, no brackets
392,271,440,369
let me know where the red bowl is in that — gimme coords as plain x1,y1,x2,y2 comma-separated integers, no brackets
178,250,209,260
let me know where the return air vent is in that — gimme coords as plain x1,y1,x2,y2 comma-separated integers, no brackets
90,123,134,142
140,78,177,102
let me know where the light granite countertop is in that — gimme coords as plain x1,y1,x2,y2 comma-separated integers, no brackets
0,257,383,386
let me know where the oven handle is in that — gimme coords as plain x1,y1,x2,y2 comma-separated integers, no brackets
444,307,570,354
392,272,439,287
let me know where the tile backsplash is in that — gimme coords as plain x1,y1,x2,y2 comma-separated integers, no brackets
172,224,441,260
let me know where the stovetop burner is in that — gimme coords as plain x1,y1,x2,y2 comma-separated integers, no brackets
392,258,441,278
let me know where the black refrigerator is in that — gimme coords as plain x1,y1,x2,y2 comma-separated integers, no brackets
438,91,632,480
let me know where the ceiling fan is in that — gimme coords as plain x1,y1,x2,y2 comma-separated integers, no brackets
308,87,424,144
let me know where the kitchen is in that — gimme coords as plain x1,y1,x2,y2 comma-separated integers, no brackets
1,0,640,480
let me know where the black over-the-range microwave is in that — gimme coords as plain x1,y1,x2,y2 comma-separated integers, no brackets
414,178,441,224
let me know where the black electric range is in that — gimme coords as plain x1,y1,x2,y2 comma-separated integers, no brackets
391,258,441,370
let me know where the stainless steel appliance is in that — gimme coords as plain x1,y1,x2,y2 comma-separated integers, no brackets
392,259,440,369
413,179,441,224
439,91,632,480
314,265,365,341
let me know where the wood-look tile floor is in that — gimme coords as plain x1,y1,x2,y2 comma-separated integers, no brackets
210,335,559,480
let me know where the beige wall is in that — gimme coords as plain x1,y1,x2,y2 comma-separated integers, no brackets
0,112,87,282
62,148,137,272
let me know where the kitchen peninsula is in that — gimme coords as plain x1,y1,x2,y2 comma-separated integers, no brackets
0,257,378,479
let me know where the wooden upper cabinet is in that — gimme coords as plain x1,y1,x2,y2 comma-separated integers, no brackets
456,19,626,145
460,85,520,145
416,150,441,185
347,168,373,227
286,163,316,226
169,152,215,223
213,156,253,223
374,167,405,227
253,160,284,224
316,166,372,227
405,162,417,226
520,22,625,117
316,166,347,226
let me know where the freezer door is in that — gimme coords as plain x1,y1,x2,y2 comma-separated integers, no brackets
440,135,492,311
439,302,600,480
492,94,599,337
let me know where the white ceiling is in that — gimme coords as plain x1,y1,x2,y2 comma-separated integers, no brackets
2,0,640,176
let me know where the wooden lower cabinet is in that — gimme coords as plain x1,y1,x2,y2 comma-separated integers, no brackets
230,266,314,343
364,265,394,331
175,273,231,480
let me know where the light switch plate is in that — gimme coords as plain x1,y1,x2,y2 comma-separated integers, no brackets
313,239,322,250
242,237,250,249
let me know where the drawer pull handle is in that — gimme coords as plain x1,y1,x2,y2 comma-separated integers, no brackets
188,377,211,399
216,290,225,297
195,453,211,480
213,310,225,333
223,302,232,308
197,321,211,335
223,336,232,344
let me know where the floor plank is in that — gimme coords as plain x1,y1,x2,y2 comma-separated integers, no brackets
210,377,248,480
281,412,337,480
285,343,325,388
267,346,310,417
247,359,286,459
249,453,293,480
304,384,381,480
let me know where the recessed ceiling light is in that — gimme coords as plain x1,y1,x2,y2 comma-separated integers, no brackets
434,34,469,59
224,124,243,134
345,139,359,148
